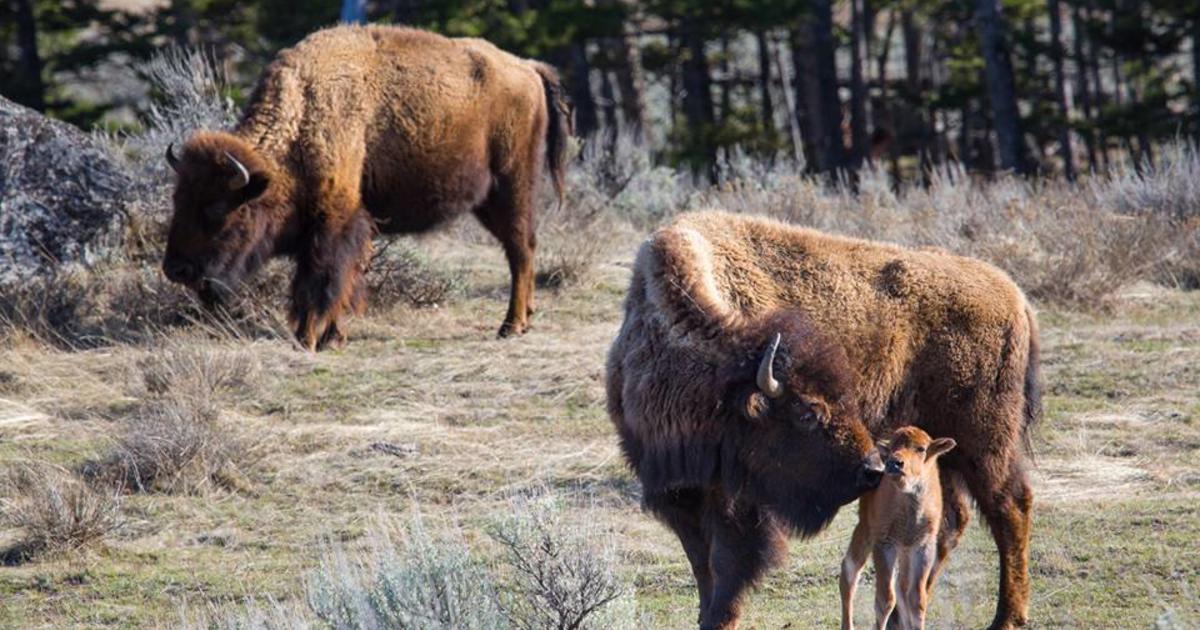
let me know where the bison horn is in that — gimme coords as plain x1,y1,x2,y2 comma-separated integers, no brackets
224,151,251,190
166,143,181,172
757,332,785,399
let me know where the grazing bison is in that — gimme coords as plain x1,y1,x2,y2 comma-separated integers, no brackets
606,211,1041,630
162,25,570,349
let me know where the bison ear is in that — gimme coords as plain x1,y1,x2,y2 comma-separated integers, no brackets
235,172,270,204
927,437,956,459
740,389,772,424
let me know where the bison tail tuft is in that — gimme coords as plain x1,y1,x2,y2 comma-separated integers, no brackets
533,62,571,210
1021,305,1042,459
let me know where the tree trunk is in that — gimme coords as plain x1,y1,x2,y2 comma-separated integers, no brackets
612,11,648,144
800,0,848,174
774,34,805,165
12,0,44,111
849,0,870,168
756,30,776,136
1048,0,1076,180
680,17,717,181
599,69,619,144
1193,16,1200,146
902,11,932,172
876,10,900,178
1084,1,1110,169
1072,4,1099,172
974,0,1029,174
565,43,599,139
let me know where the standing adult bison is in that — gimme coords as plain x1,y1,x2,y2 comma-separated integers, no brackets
162,25,570,349
606,211,1041,630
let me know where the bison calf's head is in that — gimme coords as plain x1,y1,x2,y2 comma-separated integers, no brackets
723,317,884,534
878,426,956,493
163,133,280,307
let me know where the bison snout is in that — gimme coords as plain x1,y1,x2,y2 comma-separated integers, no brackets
858,451,885,490
163,257,199,284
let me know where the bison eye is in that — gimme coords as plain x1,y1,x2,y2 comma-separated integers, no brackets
790,401,816,425
916,446,927,454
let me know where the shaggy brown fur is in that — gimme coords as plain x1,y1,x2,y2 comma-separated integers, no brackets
606,211,1041,630
162,25,571,349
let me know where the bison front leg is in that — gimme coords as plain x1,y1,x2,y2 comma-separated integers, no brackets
290,210,372,351
647,489,714,622
702,502,787,630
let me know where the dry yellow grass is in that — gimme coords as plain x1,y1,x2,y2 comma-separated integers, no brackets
0,217,1198,628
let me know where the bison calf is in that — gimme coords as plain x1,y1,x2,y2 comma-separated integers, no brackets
840,426,956,630
162,25,571,349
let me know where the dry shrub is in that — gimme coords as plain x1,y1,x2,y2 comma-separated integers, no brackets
534,132,676,289
535,203,614,290
488,492,636,630
307,515,505,630
0,462,124,563
0,261,292,349
367,239,465,310
1097,144,1200,289
84,343,259,494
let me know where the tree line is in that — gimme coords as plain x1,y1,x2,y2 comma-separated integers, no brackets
3,0,1199,183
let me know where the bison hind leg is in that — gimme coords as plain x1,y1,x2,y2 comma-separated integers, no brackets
472,174,535,338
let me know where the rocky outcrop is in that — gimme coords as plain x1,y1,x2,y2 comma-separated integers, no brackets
1,96,132,284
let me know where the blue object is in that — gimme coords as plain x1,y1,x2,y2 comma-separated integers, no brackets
340,0,367,24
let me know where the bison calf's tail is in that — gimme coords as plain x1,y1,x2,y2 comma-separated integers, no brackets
1021,305,1042,459
533,62,571,209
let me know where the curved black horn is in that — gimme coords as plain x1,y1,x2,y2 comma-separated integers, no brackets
757,332,784,399
224,151,250,190
166,143,181,172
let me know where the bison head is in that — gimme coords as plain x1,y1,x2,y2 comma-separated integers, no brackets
721,314,884,535
162,132,281,307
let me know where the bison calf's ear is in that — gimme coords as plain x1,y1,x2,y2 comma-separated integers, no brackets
927,437,957,459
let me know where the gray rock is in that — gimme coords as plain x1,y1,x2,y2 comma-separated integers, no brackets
1,96,133,285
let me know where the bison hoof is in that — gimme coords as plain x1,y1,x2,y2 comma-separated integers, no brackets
497,320,529,338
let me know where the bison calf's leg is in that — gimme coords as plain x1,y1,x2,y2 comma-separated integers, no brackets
840,521,872,630
872,544,899,630
291,210,372,351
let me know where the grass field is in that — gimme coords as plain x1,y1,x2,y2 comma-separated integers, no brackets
1,220,1198,630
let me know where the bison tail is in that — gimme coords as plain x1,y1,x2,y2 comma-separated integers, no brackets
533,62,571,209
1021,304,1042,458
